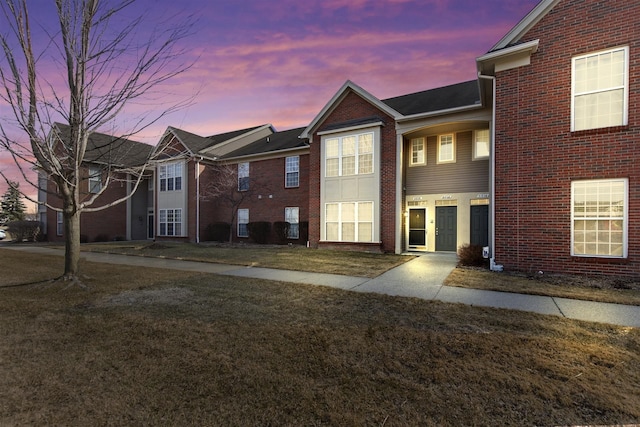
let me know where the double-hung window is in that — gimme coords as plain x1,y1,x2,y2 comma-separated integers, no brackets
159,208,182,236
159,162,182,192
572,46,629,132
571,179,627,258
325,202,373,242
238,162,249,191
56,211,63,236
285,207,299,239
237,208,249,237
437,134,455,163
88,166,102,193
410,137,426,166
473,129,490,160
324,132,374,177
285,156,299,188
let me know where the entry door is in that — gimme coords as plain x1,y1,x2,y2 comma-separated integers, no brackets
147,208,154,239
470,205,489,247
436,206,457,251
408,208,426,247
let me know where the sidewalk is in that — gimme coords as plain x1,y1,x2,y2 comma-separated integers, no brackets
4,245,640,328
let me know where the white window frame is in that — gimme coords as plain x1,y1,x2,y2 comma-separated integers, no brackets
56,211,63,236
324,132,374,177
159,208,182,237
324,201,373,243
410,137,426,166
238,162,249,191
285,207,299,239
437,134,456,164
88,166,102,193
571,179,628,258
159,162,183,192
237,208,249,238
285,156,299,188
473,129,490,160
571,46,629,132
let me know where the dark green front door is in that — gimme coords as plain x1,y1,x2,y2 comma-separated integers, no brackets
409,208,426,246
436,206,457,252
470,205,489,247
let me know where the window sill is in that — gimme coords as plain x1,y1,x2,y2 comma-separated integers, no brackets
571,255,628,265
571,125,629,137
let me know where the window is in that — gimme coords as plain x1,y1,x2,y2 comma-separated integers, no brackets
410,137,426,165
438,134,455,163
56,211,63,236
88,166,102,193
285,207,299,239
324,132,374,177
572,46,628,132
159,162,182,192
325,202,373,242
572,179,627,258
473,129,490,159
285,156,299,188
237,208,249,237
159,208,182,236
238,162,249,191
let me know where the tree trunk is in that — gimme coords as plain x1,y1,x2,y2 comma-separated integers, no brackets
63,199,81,280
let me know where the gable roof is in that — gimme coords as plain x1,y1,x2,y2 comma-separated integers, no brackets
382,80,480,117
166,124,267,154
53,123,152,168
221,127,308,160
490,0,560,51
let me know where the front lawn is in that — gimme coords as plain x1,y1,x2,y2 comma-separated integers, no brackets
1,249,639,426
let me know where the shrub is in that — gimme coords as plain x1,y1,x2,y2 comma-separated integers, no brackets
204,222,231,242
113,235,126,241
247,221,271,244
272,221,290,243
299,221,309,242
93,234,110,243
6,220,40,242
457,244,487,267
80,234,89,243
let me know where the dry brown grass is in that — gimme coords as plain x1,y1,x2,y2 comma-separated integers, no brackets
81,242,411,278
1,249,639,426
446,267,640,306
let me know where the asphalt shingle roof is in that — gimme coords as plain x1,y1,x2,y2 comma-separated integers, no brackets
382,80,480,116
167,125,266,153
54,123,152,167
221,127,308,159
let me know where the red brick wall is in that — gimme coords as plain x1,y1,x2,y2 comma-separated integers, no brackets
45,168,128,242
198,153,310,244
494,0,640,276
309,91,397,253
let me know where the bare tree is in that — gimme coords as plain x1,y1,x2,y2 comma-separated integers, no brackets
0,0,194,283
200,162,269,243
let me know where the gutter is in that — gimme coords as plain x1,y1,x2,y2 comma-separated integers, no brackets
477,72,503,272
196,156,202,244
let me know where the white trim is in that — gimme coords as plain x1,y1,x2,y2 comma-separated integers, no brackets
317,121,384,136
409,137,426,166
437,134,456,164
490,0,560,51
570,46,629,132
476,39,540,74
396,103,483,123
199,124,275,155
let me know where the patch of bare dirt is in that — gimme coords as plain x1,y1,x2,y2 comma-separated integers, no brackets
99,287,195,307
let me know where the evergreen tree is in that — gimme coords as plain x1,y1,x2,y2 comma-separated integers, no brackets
0,182,26,224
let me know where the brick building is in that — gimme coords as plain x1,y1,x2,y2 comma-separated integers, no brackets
478,0,640,276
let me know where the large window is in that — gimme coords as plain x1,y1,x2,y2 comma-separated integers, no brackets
473,129,490,159
159,162,182,192
325,202,373,242
572,46,628,132
285,156,299,188
238,162,249,191
325,132,374,177
437,134,455,164
237,208,249,237
56,211,63,236
410,137,426,166
159,209,182,236
572,179,627,258
285,207,299,239
88,166,102,193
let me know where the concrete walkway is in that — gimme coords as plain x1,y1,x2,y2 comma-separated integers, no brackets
4,245,640,328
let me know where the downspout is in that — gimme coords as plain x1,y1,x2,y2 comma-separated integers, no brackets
478,72,503,272
196,157,202,244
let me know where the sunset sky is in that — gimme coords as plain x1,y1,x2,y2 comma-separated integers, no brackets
0,0,540,203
